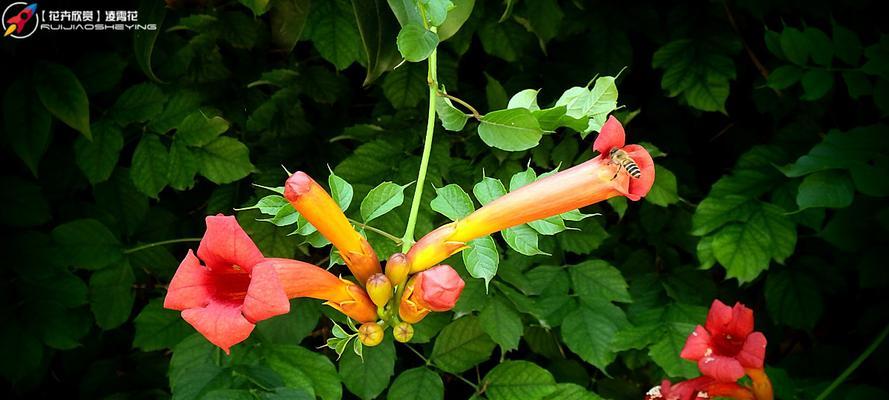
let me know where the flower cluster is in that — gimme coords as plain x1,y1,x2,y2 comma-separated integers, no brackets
164,117,654,354
645,300,773,400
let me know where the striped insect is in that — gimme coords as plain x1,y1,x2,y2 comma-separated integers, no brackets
609,148,642,180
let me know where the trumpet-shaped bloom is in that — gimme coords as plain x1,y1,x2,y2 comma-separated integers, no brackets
645,377,754,400
164,215,290,353
284,171,381,284
407,116,653,272
680,300,768,382
269,258,378,323
399,265,464,323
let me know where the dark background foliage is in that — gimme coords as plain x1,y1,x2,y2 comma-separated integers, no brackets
2,0,888,399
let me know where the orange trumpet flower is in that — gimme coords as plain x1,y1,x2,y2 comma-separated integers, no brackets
284,171,381,284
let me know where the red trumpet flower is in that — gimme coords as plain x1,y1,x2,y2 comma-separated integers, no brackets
164,215,289,353
680,300,768,383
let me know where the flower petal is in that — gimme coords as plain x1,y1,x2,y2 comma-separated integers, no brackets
705,299,733,335
164,250,211,310
736,331,767,369
593,115,626,155
181,302,254,354
197,215,265,272
241,262,290,323
698,354,745,383
621,144,655,201
727,302,755,338
680,325,712,361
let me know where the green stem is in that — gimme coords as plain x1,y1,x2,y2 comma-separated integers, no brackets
124,238,202,254
437,91,482,120
814,323,889,400
401,34,438,253
348,218,403,244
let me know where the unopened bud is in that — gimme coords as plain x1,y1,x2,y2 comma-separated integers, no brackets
385,253,410,287
393,322,414,343
366,273,393,307
357,322,384,347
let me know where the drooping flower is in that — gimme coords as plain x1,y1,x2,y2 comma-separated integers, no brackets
269,258,378,323
399,265,464,323
164,215,290,353
284,171,381,284
407,116,654,272
680,300,768,383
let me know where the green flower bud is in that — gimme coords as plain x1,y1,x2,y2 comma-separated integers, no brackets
385,253,410,287
358,322,384,347
366,273,393,308
393,322,414,343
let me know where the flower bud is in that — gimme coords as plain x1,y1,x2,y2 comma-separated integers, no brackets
398,278,430,324
357,322,384,347
385,253,410,287
365,273,393,308
393,322,414,343
413,265,465,311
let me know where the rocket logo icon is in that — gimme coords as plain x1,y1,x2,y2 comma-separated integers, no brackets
3,2,39,39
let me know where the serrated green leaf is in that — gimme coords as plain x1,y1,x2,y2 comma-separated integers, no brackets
387,367,444,400
483,360,557,400
109,83,166,125
131,134,169,198
479,297,523,351
89,259,135,330
360,181,407,222
431,316,496,373
502,224,546,256
560,301,629,372
133,299,193,351
463,236,499,289
329,172,354,211
264,344,340,400
473,176,507,205
569,260,632,303
305,0,362,70
176,112,230,147
646,165,679,207
383,63,427,108
74,121,123,185
430,183,475,220
197,137,255,184
478,108,544,151
52,219,122,270
796,170,854,209
339,338,395,400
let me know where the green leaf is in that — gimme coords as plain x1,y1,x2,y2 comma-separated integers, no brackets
329,172,355,211
765,268,823,330
360,181,407,222
437,0,473,41
478,20,528,62
3,79,52,176
479,298,523,351
780,27,809,65
648,321,700,378
502,224,547,256
526,0,563,44
691,195,759,236
0,324,44,382
52,219,123,270
473,176,507,205
560,301,629,372
463,236,499,289
796,170,854,209
558,219,608,255
478,108,544,151
270,0,310,52
387,367,444,400
486,73,509,110
804,27,834,67
256,299,321,345
34,62,91,139
131,134,170,198
134,0,165,81
397,23,440,62
168,139,201,190
197,137,255,184
482,361,557,400
527,216,566,235
133,299,193,351
239,211,300,258
431,183,475,220
176,112,230,147
509,167,537,191
353,0,402,85
569,260,632,303
305,0,362,70
149,89,203,134
508,89,541,111
74,121,123,184
767,65,804,90
339,338,395,400
89,259,135,330
652,39,737,113
0,176,51,227
109,83,167,125
265,344,341,400
800,69,834,101
543,383,603,400
585,76,619,133
842,71,872,99
240,0,271,15
431,315,496,373
169,334,228,400
711,203,797,283
646,165,679,207
833,24,862,65
383,63,427,108
436,87,470,131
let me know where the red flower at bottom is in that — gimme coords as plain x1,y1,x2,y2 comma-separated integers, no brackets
680,300,767,382
164,215,290,353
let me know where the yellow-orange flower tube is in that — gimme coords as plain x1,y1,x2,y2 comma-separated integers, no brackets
265,258,378,323
406,116,655,272
284,171,381,284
